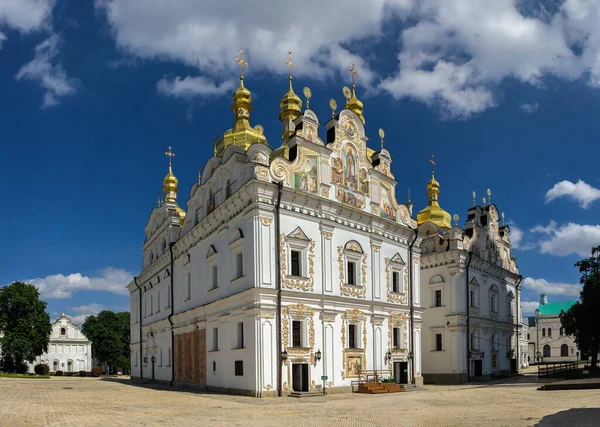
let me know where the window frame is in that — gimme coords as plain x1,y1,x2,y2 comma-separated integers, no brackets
234,360,244,376
435,333,443,351
348,324,357,349
292,320,303,348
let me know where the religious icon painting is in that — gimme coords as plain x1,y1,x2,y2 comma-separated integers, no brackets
346,355,362,377
335,186,364,208
294,157,318,194
331,157,344,184
380,186,396,221
343,143,358,190
358,168,369,195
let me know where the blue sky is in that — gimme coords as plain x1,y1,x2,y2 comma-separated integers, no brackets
1,0,600,323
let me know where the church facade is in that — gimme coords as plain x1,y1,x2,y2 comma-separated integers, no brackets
127,54,424,396
28,314,92,373
416,179,523,384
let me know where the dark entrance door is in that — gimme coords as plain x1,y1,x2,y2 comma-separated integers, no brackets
292,364,309,392
399,362,409,384
510,359,517,374
393,362,401,383
474,360,483,376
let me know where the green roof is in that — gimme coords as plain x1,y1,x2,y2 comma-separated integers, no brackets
537,301,577,316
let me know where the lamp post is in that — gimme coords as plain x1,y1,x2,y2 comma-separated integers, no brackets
281,350,288,364
315,349,321,363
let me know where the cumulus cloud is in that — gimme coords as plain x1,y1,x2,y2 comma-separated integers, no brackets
23,267,132,299
157,76,235,98
531,221,600,257
0,0,54,36
522,277,582,298
95,0,600,118
507,222,535,251
15,35,77,108
68,303,107,325
519,102,539,113
545,180,600,208
521,300,540,315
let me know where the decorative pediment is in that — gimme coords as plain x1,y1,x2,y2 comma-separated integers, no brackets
344,240,363,253
470,277,479,286
390,253,405,265
429,275,444,285
287,227,309,241
206,245,217,258
231,228,244,243
163,269,171,279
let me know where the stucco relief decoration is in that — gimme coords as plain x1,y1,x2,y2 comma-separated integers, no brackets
320,185,330,198
280,233,315,291
337,245,367,298
251,151,269,165
341,309,368,379
385,258,408,304
205,190,215,216
388,312,409,357
260,218,272,226
359,168,370,195
256,165,269,181
281,304,316,364
269,158,289,183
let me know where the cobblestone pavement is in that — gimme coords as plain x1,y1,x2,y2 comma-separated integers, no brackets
1,374,599,427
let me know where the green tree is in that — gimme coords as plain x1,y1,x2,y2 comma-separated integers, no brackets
561,246,600,373
0,282,52,372
82,310,130,374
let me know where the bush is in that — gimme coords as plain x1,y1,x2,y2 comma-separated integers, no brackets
65,372,73,376
79,370,87,377
55,370,63,376
34,364,50,375
15,363,28,374
91,366,102,377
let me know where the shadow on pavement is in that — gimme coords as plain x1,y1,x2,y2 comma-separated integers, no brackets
536,408,600,426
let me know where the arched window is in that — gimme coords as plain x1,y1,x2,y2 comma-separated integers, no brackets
543,344,551,358
548,327,552,337
490,285,499,313
60,328,66,336
527,333,530,340
507,291,515,319
53,360,59,372
542,328,546,337
561,344,569,357
67,360,73,372
559,327,563,336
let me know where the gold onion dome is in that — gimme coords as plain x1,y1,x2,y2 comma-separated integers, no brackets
278,81,302,132
162,147,186,226
344,62,365,124
215,50,267,156
417,157,451,229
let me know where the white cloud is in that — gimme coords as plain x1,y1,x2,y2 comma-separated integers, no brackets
521,300,540,315
157,76,235,98
522,277,582,298
507,222,535,251
96,0,600,117
0,0,54,36
0,32,6,48
531,221,600,257
67,303,107,325
23,267,132,299
70,314,90,326
545,180,600,208
15,35,77,108
519,102,539,113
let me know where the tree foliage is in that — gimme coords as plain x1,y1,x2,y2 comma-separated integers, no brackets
0,282,52,371
561,246,600,372
82,310,130,374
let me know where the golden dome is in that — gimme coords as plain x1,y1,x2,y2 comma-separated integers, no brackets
417,170,452,229
345,85,365,124
278,78,302,139
162,147,186,226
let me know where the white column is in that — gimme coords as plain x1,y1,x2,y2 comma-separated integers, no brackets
325,324,334,384
261,320,274,390
323,234,333,293
259,218,272,286
372,246,381,299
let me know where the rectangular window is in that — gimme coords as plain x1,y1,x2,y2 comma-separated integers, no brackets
167,285,171,308
392,271,400,293
348,324,357,349
347,261,356,285
150,294,154,315
237,322,244,349
471,334,476,350
186,272,191,300
292,321,302,347
157,291,161,312
435,334,443,351
167,348,172,367
393,327,400,349
235,360,243,376
212,265,218,289
548,328,552,338
434,290,442,307
144,298,147,318
490,296,496,312
291,250,301,276
159,349,163,367
236,252,243,278
134,351,138,367
470,290,475,307
213,327,219,351
213,361,216,372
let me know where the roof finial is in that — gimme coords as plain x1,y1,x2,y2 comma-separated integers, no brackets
303,87,312,110
378,128,385,150
501,211,505,225
329,99,337,118
430,154,436,177
284,51,295,90
453,213,459,227
197,166,202,184
213,137,218,156
472,191,476,206
165,146,175,170
348,61,359,90
235,49,249,86
408,188,411,203
487,188,492,205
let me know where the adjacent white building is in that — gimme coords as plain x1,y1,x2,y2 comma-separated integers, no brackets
29,313,92,373
417,183,523,384
128,62,424,396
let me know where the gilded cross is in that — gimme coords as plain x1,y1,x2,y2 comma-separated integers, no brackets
235,49,249,79
348,61,359,87
284,51,295,80
430,154,436,174
165,146,175,167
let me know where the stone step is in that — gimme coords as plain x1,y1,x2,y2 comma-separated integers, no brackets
288,391,324,398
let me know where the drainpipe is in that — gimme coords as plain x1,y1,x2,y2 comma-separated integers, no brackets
275,181,283,397
465,252,473,382
168,243,175,387
408,228,418,384
134,276,143,381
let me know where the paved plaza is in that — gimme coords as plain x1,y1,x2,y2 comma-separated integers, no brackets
1,373,599,427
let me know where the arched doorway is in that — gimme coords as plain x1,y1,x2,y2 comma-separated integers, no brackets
543,345,551,358
561,344,569,357
53,360,59,372
67,360,73,372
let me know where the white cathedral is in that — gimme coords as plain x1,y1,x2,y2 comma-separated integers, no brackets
128,52,523,395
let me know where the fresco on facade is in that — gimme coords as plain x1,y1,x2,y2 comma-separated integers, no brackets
294,157,318,194
206,190,215,216
336,187,364,208
380,186,396,221
359,168,369,194
332,157,343,184
346,355,362,377
344,144,358,189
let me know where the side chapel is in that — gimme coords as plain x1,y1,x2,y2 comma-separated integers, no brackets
127,52,425,396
